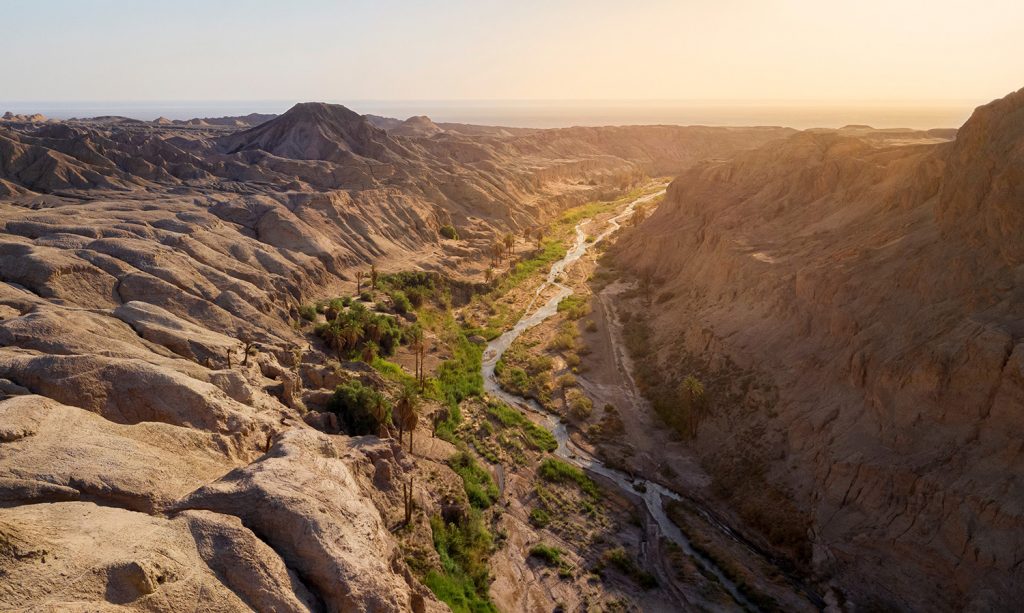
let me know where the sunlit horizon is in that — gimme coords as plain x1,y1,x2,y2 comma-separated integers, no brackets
3,0,1021,107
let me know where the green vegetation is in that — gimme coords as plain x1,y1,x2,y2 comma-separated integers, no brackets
485,401,558,452
449,451,499,509
565,388,593,420
492,340,555,407
557,294,590,320
435,319,484,412
665,500,780,611
538,458,599,498
315,301,405,361
390,290,412,315
529,507,551,528
425,513,497,613
528,543,564,567
494,238,568,295
439,224,459,240
298,304,317,322
371,357,417,387
599,547,658,589
327,380,390,436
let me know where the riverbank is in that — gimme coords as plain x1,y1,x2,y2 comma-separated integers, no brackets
475,183,825,611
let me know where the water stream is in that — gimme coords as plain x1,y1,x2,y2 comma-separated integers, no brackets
480,189,759,611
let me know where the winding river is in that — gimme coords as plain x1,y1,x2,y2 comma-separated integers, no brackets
480,189,762,610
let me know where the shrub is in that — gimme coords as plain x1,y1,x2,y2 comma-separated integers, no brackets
360,291,372,301
425,512,497,613
498,366,530,395
298,304,317,322
557,294,590,320
556,374,576,388
407,287,428,308
565,388,593,420
538,458,598,498
327,380,390,435
486,402,557,452
449,452,499,509
600,547,657,589
548,333,575,351
390,290,412,314
528,543,563,567
439,224,459,240
529,508,551,528
584,319,598,332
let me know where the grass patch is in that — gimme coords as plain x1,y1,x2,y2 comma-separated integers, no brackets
557,293,590,320
538,458,599,498
529,507,551,528
425,512,496,613
449,451,499,509
529,543,564,567
495,238,568,295
599,546,658,589
486,402,558,452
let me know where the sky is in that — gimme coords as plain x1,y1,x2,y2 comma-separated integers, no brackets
2,0,1021,108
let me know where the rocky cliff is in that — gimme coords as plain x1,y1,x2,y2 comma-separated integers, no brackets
614,87,1024,610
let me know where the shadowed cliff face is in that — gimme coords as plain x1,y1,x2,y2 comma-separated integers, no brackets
614,87,1024,610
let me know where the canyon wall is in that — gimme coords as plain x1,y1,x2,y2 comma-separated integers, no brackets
614,88,1024,610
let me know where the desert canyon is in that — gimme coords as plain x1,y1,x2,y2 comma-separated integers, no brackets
0,84,1021,613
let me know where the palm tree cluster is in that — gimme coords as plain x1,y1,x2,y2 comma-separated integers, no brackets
489,232,520,267
315,301,404,362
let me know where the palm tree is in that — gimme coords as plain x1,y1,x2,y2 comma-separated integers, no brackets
680,375,706,437
484,266,494,284
535,227,544,249
365,319,382,343
491,240,504,266
370,264,379,290
503,233,515,256
322,321,346,360
361,340,379,364
408,325,426,391
341,320,363,355
394,384,419,452
355,270,365,293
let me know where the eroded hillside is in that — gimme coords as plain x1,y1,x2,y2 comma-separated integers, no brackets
0,105,791,611
612,87,1024,610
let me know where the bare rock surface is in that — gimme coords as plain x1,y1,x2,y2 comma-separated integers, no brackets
0,502,317,612
175,429,436,613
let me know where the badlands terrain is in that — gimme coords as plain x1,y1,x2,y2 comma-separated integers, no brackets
0,88,1019,613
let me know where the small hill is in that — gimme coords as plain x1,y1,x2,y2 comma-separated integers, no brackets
218,102,416,164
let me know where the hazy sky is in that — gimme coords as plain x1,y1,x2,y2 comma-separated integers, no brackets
3,0,1021,103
